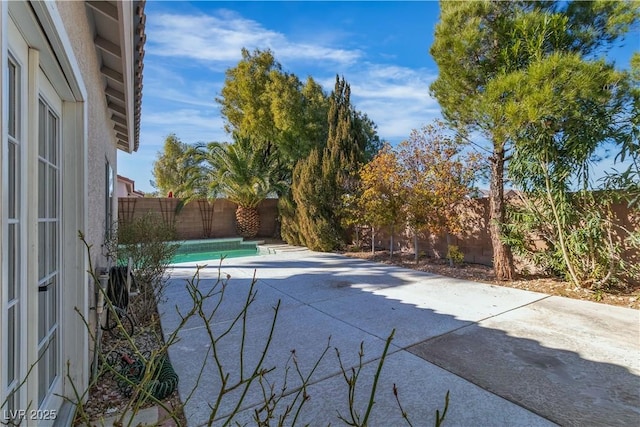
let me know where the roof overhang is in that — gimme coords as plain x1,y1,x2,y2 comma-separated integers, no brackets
86,0,146,153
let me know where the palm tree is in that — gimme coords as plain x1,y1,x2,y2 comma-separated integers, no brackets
202,137,283,238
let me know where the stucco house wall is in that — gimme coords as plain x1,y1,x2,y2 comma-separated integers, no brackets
56,0,117,272
0,2,145,424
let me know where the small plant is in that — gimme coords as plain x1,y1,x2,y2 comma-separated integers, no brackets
336,330,394,426
345,243,363,253
592,289,604,302
70,231,185,426
104,213,180,323
446,245,464,267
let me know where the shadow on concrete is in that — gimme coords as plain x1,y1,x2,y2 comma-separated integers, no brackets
161,253,639,426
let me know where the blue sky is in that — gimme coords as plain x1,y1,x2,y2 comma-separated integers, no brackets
119,1,638,194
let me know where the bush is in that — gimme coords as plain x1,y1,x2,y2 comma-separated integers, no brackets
446,245,465,267
504,191,639,289
105,213,180,322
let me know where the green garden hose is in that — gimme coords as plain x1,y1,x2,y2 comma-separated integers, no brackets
115,352,179,400
146,356,179,400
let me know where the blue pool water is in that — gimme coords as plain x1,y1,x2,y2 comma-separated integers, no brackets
171,248,258,264
171,238,261,264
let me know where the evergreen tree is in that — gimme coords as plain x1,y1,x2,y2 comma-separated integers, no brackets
151,134,194,197
216,48,329,175
429,0,638,280
288,76,379,251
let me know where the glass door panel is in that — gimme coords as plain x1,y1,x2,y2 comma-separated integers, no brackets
36,97,61,406
4,52,22,417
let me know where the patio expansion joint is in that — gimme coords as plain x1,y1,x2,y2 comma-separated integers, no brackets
405,293,553,352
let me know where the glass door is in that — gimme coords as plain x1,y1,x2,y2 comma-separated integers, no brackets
36,79,62,408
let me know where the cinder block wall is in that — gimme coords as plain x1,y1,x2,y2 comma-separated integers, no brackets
119,196,637,278
118,198,279,239
355,198,493,264
355,198,638,271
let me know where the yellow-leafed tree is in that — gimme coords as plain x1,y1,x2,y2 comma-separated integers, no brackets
357,144,407,257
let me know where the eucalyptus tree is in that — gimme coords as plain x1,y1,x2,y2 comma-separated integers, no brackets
430,0,638,280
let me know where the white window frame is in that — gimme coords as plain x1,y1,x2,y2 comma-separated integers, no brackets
3,37,27,419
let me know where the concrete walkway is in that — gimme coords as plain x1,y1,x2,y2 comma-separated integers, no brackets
160,251,640,426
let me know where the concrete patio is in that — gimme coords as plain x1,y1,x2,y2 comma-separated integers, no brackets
159,250,640,426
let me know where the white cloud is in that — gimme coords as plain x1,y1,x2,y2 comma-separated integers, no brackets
144,8,442,144
147,11,362,66
125,7,447,192
316,64,441,142
142,62,216,107
142,109,228,145
358,98,442,143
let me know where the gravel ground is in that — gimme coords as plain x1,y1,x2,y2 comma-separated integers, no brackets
343,251,640,310
79,313,185,426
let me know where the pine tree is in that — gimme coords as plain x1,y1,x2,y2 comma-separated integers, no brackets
429,0,638,280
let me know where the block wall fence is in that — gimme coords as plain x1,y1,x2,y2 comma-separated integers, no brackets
118,197,279,239
363,198,495,264
118,197,638,273
357,198,638,271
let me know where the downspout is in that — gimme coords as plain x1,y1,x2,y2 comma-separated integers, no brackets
92,269,109,381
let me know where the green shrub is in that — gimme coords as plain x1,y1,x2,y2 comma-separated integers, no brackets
446,245,465,267
105,213,180,322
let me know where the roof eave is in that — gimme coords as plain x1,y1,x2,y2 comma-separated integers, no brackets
86,0,146,153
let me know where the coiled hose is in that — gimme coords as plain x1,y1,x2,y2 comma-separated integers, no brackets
146,356,179,400
110,350,179,400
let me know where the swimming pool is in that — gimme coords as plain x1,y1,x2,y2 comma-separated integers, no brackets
171,238,263,264
172,248,260,263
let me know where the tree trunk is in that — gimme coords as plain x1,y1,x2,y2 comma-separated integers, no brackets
389,225,394,258
489,150,515,280
446,233,453,268
371,227,375,254
414,233,419,264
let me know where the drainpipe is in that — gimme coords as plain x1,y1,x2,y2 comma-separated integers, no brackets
92,269,109,381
